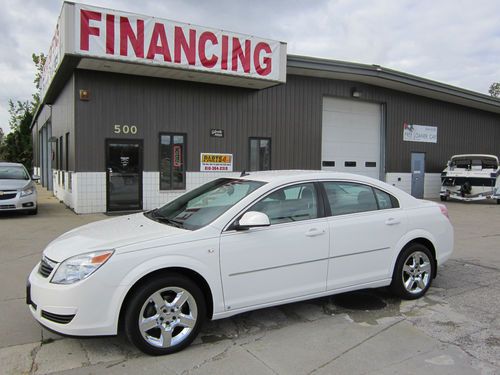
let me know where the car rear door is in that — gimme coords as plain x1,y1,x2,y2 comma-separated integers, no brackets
321,181,407,290
219,182,329,311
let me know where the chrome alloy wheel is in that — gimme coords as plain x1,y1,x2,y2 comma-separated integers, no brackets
402,251,431,294
138,287,198,348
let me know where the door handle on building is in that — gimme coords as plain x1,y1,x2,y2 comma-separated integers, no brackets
385,218,400,225
305,228,326,237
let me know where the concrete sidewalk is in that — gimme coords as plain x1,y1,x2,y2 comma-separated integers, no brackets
0,187,499,374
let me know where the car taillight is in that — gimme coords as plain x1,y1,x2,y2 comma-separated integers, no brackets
438,204,449,220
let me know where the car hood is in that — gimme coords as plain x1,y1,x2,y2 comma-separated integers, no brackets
0,179,30,190
43,213,188,262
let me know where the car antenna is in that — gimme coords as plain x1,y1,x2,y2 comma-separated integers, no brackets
240,170,250,177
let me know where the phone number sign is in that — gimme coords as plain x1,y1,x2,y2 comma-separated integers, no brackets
200,153,233,172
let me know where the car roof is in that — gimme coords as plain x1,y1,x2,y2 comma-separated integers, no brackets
238,170,382,185
0,162,25,167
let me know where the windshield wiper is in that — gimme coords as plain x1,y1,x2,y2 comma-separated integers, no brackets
146,209,185,228
155,217,185,228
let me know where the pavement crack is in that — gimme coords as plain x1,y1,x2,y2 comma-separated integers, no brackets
359,347,437,375
1,296,25,302
454,259,500,272
181,344,232,374
308,318,405,374
28,343,42,375
245,348,279,374
79,341,91,367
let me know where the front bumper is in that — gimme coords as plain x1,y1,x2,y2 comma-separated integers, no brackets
0,191,37,211
27,262,126,336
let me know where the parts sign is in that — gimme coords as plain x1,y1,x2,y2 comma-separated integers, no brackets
200,153,233,172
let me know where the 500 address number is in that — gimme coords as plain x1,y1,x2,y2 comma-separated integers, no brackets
113,124,138,134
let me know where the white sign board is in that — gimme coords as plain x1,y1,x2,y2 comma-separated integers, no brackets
40,3,286,103
403,123,438,143
200,153,233,172
75,4,285,80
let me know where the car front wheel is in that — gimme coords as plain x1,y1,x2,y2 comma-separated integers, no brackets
124,274,206,355
390,244,435,300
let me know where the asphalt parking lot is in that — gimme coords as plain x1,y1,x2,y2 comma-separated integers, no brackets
1,187,499,374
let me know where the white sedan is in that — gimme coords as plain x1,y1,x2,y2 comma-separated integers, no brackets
27,171,453,355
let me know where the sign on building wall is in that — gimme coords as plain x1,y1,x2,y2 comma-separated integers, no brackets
403,123,438,143
40,3,287,102
200,153,233,172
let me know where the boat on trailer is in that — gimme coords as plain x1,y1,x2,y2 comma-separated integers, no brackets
440,154,500,204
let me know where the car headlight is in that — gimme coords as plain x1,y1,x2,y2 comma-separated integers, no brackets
51,250,114,285
21,186,35,197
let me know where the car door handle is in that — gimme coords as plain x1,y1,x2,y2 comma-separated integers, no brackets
305,228,326,237
385,218,400,225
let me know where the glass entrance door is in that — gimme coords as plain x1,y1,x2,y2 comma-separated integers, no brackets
106,140,143,212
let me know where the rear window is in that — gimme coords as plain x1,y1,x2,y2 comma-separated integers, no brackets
322,181,399,216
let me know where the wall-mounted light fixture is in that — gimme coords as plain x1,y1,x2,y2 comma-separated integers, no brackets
351,88,362,98
79,89,90,101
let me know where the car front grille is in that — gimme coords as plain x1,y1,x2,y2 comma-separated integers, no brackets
0,204,16,209
41,310,75,324
0,192,17,200
38,256,57,278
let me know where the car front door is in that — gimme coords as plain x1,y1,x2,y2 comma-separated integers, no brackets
321,181,407,290
219,182,329,311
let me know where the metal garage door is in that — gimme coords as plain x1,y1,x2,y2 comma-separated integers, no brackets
321,97,382,179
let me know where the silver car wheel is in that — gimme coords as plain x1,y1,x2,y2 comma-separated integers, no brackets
402,251,431,294
138,287,198,348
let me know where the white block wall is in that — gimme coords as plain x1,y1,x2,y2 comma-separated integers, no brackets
385,173,441,198
47,170,443,214
51,171,241,214
143,171,241,210
73,172,106,214
52,170,75,209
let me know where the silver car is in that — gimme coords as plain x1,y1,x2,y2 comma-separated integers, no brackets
0,162,38,215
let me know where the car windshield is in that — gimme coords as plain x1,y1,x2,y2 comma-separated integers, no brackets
451,157,498,169
0,166,29,180
145,178,266,230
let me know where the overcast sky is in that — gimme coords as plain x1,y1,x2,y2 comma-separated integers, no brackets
1,0,499,133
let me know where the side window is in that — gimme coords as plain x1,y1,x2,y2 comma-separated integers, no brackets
249,138,271,171
248,183,318,224
374,188,399,209
323,182,378,216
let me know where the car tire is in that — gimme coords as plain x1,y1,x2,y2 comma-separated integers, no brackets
440,196,447,202
28,207,38,215
390,244,435,300
124,274,206,355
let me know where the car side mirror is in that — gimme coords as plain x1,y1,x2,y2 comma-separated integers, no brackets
235,211,270,231
32,175,40,181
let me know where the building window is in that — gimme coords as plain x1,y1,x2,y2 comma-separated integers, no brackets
249,138,271,171
54,139,59,170
59,136,63,171
65,132,70,171
160,133,186,190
